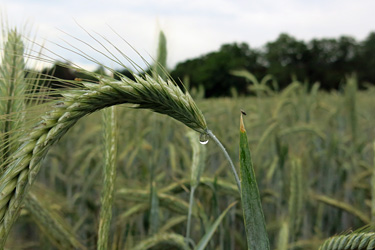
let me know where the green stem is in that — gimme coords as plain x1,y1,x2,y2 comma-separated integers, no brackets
207,130,241,193
186,186,195,239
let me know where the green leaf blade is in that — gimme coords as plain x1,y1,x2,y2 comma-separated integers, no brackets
239,115,270,250
194,202,237,250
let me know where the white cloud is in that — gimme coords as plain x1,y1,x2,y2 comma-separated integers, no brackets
1,0,374,70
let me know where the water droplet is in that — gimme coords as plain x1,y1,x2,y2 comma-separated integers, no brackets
199,133,209,145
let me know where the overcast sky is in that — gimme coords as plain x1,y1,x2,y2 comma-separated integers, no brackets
1,0,375,71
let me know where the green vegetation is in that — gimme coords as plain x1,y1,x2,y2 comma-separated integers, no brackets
171,32,375,96
239,114,270,249
37,32,375,97
1,25,375,250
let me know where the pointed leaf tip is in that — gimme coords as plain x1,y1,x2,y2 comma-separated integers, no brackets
240,113,246,133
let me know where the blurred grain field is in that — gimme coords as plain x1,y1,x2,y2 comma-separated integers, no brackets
6,79,375,249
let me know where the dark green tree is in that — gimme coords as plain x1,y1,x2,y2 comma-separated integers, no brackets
307,36,358,89
264,33,309,88
358,32,375,85
171,43,264,97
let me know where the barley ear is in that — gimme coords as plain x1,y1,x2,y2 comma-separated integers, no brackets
153,30,168,80
132,233,190,250
319,226,375,250
0,29,26,164
0,72,208,247
276,220,289,250
97,106,118,250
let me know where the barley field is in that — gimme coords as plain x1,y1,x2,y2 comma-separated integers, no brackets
1,28,375,250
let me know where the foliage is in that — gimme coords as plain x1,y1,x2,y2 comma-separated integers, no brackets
1,74,373,249
36,31,375,97
239,114,270,249
171,32,375,96
171,43,265,97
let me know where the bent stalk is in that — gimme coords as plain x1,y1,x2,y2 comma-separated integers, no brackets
0,74,207,247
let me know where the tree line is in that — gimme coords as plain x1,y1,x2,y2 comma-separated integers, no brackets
171,32,375,97
38,32,375,98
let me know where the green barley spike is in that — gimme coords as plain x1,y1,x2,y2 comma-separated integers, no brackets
276,220,289,250
0,72,208,246
0,28,86,249
132,233,190,250
97,106,118,250
0,29,26,165
154,30,167,80
319,227,375,250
